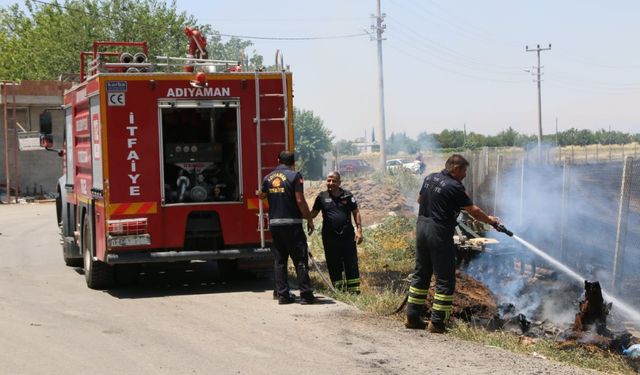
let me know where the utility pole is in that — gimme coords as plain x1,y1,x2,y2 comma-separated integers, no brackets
463,123,467,146
371,0,387,172
526,43,551,162
2,82,11,204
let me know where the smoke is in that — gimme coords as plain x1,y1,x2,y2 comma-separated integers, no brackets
463,144,640,327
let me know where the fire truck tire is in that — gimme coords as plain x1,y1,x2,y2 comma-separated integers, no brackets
82,214,114,289
56,195,62,227
63,253,82,267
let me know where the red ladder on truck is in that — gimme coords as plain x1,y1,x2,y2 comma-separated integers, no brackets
254,67,290,249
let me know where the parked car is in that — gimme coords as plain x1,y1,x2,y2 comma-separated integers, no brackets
386,159,422,174
338,159,373,175
402,160,423,174
385,159,405,174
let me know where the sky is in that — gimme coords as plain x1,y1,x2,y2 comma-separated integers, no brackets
180,0,639,142
4,0,640,141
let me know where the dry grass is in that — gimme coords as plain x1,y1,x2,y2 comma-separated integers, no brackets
452,322,636,374
305,214,639,375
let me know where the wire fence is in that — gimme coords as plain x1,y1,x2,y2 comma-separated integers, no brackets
464,146,639,299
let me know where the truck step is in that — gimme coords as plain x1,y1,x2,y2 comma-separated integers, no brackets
253,117,285,123
260,142,286,146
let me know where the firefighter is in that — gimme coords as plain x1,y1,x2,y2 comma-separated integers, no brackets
259,151,316,305
406,154,498,333
310,171,363,293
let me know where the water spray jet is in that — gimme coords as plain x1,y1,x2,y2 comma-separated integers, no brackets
512,234,640,327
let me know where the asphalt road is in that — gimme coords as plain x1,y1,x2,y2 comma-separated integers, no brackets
0,202,596,374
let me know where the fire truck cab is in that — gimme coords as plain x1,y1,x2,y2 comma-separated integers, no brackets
55,37,292,289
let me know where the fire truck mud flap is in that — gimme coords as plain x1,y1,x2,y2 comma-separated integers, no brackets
105,247,272,265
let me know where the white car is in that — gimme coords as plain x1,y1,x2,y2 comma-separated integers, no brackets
386,159,422,174
402,160,422,174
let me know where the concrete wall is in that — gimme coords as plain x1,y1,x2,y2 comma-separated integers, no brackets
0,81,67,199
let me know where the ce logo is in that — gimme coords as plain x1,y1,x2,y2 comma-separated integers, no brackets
108,93,125,106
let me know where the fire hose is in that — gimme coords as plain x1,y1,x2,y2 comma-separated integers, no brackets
491,222,514,237
308,250,337,294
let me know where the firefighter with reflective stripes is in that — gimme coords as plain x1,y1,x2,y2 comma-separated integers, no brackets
406,154,498,333
260,151,316,305
311,171,363,293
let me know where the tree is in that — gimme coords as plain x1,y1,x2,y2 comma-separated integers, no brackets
495,126,518,147
435,129,465,149
387,132,418,155
335,139,358,157
293,108,333,179
463,132,486,149
0,0,261,80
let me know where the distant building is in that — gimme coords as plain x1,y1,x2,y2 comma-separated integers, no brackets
0,80,69,202
353,141,380,154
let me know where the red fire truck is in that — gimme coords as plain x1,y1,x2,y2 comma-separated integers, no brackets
52,31,291,289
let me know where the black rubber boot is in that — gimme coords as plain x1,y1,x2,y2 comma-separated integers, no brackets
404,303,427,329
428,321,446,334
278,294,296,305
300,291,316,305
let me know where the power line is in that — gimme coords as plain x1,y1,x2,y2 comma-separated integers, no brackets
389,0,522,48
386,43,526,84
385,16,526,74
29,0,369,41
218,32,368,41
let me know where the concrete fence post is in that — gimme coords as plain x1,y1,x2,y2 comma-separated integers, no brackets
611,156,634,292
571,146,575,164
560,157,571,263
493,154,503,216
484,147,489,179
472,151,479,203
466,150,474,202
519,156,526,227
584,146,588,164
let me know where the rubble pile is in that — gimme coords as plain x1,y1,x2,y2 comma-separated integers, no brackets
305,177,415,224
422,270,499,322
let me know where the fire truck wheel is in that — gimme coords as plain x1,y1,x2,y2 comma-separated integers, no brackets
55,195,62,227
82,213,114,289
63,253,82,267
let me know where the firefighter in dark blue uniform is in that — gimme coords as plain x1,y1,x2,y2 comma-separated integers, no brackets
259,151,316,305
405,154,498,333
311,172,363,293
